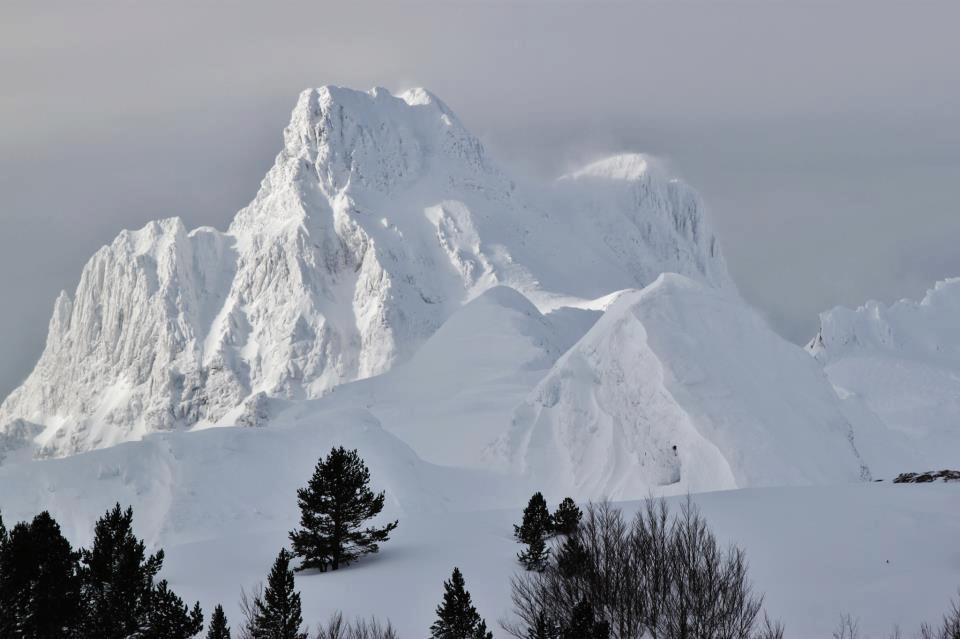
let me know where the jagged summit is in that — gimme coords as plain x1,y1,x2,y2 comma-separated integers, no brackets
0,86,731,459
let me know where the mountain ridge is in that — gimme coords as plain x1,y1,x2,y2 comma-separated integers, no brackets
0,85,731,458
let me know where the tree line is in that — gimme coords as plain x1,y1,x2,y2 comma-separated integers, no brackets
3,446,959,638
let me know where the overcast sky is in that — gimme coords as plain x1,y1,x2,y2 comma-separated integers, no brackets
2,0,959,398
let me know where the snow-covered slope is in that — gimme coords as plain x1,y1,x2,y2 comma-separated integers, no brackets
809,278,960,476
1,443,956,639
0,86,730,458
495,274,869,500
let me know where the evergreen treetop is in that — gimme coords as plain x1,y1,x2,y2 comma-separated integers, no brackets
551,498,582,536
0,511,83,638
81,503,164,639
207,604,232,639
249,548,307,639
514,492,552,545
289,446,398,572
142,579,204,639
429,567,493,639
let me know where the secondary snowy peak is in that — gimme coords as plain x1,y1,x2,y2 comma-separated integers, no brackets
495,274,867,500
1,85,731,458
808,279,960,475
809,277,960,362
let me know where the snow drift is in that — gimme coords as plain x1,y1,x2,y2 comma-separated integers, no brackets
496,274,870,500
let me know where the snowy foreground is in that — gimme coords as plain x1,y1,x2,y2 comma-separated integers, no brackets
161,484,959,638
0,418,957,637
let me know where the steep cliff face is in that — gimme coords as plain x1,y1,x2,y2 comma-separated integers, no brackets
0,86,730,458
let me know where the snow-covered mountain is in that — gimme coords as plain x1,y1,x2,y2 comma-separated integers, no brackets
808,278,960,476
494,274,870,499
0,86,730,458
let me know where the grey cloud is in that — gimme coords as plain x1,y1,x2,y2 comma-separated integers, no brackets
1,0,959,396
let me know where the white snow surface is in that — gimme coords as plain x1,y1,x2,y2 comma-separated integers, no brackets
0,85,730,458
0,432,955,638
494,274,869,500
809,278,960,476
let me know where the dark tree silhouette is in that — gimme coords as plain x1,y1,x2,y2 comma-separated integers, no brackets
0,511,83,637
247,549,307,639
551,498,582,536
430,567,494,639
207,604,232,639
289,447,398,572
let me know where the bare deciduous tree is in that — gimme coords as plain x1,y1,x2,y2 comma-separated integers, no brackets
313,612,399,639
503,497,778,639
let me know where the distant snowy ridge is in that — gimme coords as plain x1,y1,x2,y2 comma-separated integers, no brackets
0,86,730,458
808,278,960,476
495,274,869,500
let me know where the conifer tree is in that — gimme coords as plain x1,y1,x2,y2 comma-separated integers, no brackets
429,567,493,639
551,498,582,536
248,549,307,639
515,492,552,571
0,511,83,638
78,504,201,638
289,447,398,572
561,601,609,639
207,604,232,639
0,510,6,547
514,492,552,544
142,579,204,639
517,533,550,572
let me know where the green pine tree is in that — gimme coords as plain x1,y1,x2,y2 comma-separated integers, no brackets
515,492,552,570
142,579,204,639
551,498,582,536
429,567,493,639
0,511,84,638
248,549,307,639
517,533,550,571
289,447,398,572
80,504,165,639
207,604,232,639
514,492,552,544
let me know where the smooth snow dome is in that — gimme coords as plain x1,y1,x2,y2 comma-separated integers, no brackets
496,274,868,500
0,85,729,459
809,278,960,476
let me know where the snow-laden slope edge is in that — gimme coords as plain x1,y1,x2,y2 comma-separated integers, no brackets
285,285,603,468
494,274,869,500
0,406,525,548
808,278,960,475
0,85,731,459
